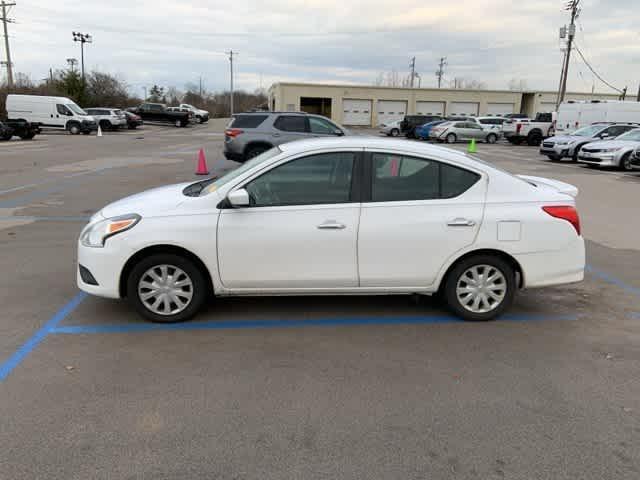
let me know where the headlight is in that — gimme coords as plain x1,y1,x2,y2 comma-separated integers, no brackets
555,140,570,145
600,147,621,153
80,214,141,248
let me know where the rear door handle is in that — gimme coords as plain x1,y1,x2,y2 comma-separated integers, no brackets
317,221,346,230
447,218,476,227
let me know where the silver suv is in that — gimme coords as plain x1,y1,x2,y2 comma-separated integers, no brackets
85,108,127,131
224,112,348,162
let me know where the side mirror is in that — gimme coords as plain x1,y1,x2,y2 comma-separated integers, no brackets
333,128,344,136
600,133,610,139
227,188,250,207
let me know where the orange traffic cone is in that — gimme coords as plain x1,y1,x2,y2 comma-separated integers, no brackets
195,148,209,175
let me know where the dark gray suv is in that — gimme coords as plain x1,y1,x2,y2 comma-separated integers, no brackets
224,112,348,162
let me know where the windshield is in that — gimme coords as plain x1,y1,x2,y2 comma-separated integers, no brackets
573,125,604,137
200,147,282,196
615,129,640,142
67,103,88,115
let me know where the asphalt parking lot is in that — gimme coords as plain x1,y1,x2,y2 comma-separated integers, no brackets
1,122,639,479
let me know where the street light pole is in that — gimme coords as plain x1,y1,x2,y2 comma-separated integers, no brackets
72,31,92,83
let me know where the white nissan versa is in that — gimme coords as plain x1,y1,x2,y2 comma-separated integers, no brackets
77,137,585,323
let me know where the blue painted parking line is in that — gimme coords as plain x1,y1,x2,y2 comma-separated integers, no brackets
586,264,640,297
0,292,87,382
51,313,578,335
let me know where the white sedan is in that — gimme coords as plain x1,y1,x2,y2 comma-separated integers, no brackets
78,137,585,323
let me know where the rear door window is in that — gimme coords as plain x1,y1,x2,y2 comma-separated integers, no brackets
229,114,268,128
274,115,308,133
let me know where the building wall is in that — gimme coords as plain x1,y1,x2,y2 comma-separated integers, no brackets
268,82,622,126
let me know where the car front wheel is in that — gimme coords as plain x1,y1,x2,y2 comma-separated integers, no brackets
445,133,457,144
620,152,633,171
127,253,207,323
390,128,400,137
443,255,516,321
486,133,498,144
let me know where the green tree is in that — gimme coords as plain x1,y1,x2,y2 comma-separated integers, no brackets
149,84,165,103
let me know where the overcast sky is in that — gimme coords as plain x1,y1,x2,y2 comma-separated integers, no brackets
9,0,639,96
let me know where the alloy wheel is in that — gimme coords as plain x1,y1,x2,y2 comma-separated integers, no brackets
456,264,507,314
138,264,194,316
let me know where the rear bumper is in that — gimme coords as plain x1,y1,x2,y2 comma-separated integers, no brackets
515,236,585,289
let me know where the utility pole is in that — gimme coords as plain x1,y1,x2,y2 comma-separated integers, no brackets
636,83,640,102
409,57,416,88
1,1,15,89
227,50,235,115
199,76,203,97
143,86,147,100
72,31,92,84
435,57,447,88
558,0,580,108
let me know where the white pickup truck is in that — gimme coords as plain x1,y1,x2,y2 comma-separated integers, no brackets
502,112,555,146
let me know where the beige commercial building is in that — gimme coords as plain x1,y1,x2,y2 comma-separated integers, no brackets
268,82,620,127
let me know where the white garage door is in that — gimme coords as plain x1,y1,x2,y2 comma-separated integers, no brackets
416,101,445,116
377,100,407,126
486,103,515,116
450,102,479,116
342,99,372,126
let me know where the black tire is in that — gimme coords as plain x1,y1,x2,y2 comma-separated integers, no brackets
245,145,269,160
443,254,516,322
620,152,633,171
390,128,400,137
127,253,207,323
571,146,583,163
18,131,35,140
99,120,112,131
527,132,542,146
445,133,457,144
68,123,81,135
486,133,498,144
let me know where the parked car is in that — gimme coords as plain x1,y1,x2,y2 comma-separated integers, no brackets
123,111,143,129
503,113,529,120
540,123,637,162
429,120,500,144
127,103,191,127
223,111,348,162
0,119,40,140
503,112,555,146
401,115,443,138
379,119,402,137
577,128,640,171
85,108,128,131
77,137,584,324
631,145,640,169
167,106,198,124
415,120,447,140
470,116,507,133
179,103,209,123
6,94,97,135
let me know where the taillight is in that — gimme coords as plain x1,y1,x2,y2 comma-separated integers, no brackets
225,128,244,138
542,206,581,235
516,123,522,134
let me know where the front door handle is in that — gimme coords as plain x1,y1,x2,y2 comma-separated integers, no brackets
317,221,346,230
447,218,476,227
272,133,281,137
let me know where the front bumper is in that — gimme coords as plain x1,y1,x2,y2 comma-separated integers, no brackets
77,235,133,299
577,151,620,167
540,143,571,158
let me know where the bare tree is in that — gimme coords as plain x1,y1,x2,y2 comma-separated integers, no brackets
449,77,487,90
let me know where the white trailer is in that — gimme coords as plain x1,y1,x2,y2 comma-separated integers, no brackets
556,100,640,135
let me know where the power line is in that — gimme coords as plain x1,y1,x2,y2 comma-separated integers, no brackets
0,1,15,88
573,44,623,94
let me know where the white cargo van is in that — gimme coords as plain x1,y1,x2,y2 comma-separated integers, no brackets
6,94,98,135
556,100,640,135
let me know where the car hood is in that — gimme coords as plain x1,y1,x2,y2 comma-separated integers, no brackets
547,135,584,143
583,140,638,149
101,182,193,218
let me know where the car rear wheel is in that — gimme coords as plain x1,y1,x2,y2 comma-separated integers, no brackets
245,145,269,160
390,128,400,137
127,253,207,323
620,152,633,171
527,132,542,146
443,255,516,321
445,133,457,144
486,133,498,144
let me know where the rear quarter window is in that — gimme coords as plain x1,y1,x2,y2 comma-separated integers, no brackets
440,163,481,198
230,115,268,128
